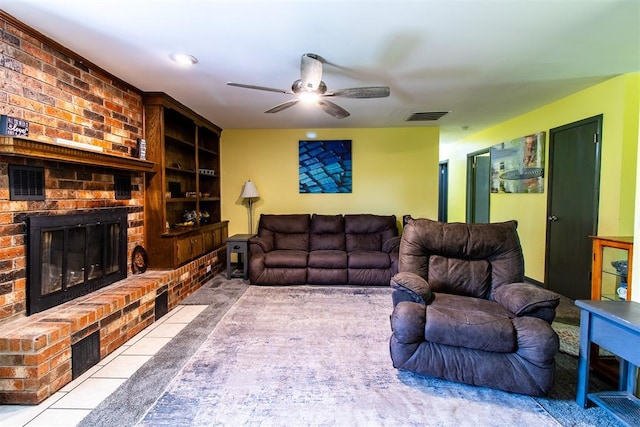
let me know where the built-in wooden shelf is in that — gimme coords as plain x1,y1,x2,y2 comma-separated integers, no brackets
0,136,155,172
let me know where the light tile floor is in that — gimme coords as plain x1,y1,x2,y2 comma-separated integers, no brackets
0,304,208,427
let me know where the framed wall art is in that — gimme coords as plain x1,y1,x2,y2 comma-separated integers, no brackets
299,140,352,193
490,132,546,194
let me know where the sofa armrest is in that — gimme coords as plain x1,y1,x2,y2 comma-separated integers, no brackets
493,283,560,323
390,272,433,305
382,236,401,253
249,236,273,254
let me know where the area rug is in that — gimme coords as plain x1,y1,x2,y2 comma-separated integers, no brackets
552,321,613,358
552,321,580,356
137,286,573,427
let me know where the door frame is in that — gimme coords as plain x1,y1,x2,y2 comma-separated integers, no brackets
466,148,490,223
544,114,603,290
438,160,449,222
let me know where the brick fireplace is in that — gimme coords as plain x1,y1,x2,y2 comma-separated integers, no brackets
0,13,227,404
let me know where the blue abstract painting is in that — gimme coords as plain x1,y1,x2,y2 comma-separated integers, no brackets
299,140,352,193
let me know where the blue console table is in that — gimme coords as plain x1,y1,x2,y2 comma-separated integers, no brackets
575,300,640,426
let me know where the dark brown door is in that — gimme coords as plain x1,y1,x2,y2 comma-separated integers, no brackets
545,115,602,300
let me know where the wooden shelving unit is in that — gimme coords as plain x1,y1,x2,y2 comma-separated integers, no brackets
143,92,228,269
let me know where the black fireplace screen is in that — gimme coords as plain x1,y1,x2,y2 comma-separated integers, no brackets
27,208,128,315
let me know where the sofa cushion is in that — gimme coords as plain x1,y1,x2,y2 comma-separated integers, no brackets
308,268,348,285
346,233,382,252
257,214,310,251
311,234,346,251
311,214,344,234
275,233,309,251
428,255,491,298
264,250,308,268
345,214,397,251
424,294,516,353
348,251,391,269
308,250,348,268
310,214,346,251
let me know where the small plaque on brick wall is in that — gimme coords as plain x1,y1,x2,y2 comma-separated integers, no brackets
0,115,29,136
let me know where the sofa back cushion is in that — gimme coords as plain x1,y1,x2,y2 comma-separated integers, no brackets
310,214,345,251
345,214,398,252
399,218,524,299
257,214,310,251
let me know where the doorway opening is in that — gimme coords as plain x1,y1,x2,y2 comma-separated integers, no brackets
438,160,449,222
466,149,490,224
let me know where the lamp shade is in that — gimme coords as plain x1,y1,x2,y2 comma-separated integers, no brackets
240,180,260,199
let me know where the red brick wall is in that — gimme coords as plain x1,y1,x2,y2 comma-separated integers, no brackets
0,12,145,323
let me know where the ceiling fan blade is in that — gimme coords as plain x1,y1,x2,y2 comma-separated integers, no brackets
227,82,291,94
327,86,390,98
300,54,323,91
317,99,350,119
265,99,299,114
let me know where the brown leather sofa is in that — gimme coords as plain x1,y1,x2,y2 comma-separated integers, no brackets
389,218,560,396
248,214,400,285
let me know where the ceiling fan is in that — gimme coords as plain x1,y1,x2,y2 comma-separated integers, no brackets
226,53,390,119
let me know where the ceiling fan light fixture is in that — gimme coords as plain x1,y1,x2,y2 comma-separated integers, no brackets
170,52,198,66
227,53,388,119
298,91,320,104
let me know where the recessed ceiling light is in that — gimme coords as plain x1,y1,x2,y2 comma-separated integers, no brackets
170,53,198,66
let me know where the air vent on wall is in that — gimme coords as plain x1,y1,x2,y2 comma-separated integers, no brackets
114,174,132,200
9,165,45,201
406,111,449,122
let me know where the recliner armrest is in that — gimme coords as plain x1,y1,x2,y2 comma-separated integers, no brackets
249,236,273,253
390,272,433,305
493,283,560,323
390,301,427,344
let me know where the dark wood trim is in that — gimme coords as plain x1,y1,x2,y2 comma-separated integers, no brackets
143,92,223,133
0,136,155,172
0,10,141,95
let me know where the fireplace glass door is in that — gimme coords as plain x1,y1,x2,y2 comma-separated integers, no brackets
41,229,63,295
28,209,128,314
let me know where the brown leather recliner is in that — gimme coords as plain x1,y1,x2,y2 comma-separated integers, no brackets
389,218,560,396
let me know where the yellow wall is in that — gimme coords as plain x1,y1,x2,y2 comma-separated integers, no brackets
441,74,640,288
633,108,640,302
221,127,440,236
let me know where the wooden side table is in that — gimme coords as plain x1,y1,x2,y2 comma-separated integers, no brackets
575,299,640,426
226,234,254,280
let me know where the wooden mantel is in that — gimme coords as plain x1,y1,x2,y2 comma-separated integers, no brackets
0,136,155,172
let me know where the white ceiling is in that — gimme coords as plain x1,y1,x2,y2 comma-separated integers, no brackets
2,0,639,143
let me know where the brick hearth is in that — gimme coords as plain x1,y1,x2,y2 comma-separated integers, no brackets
0,249,224,405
